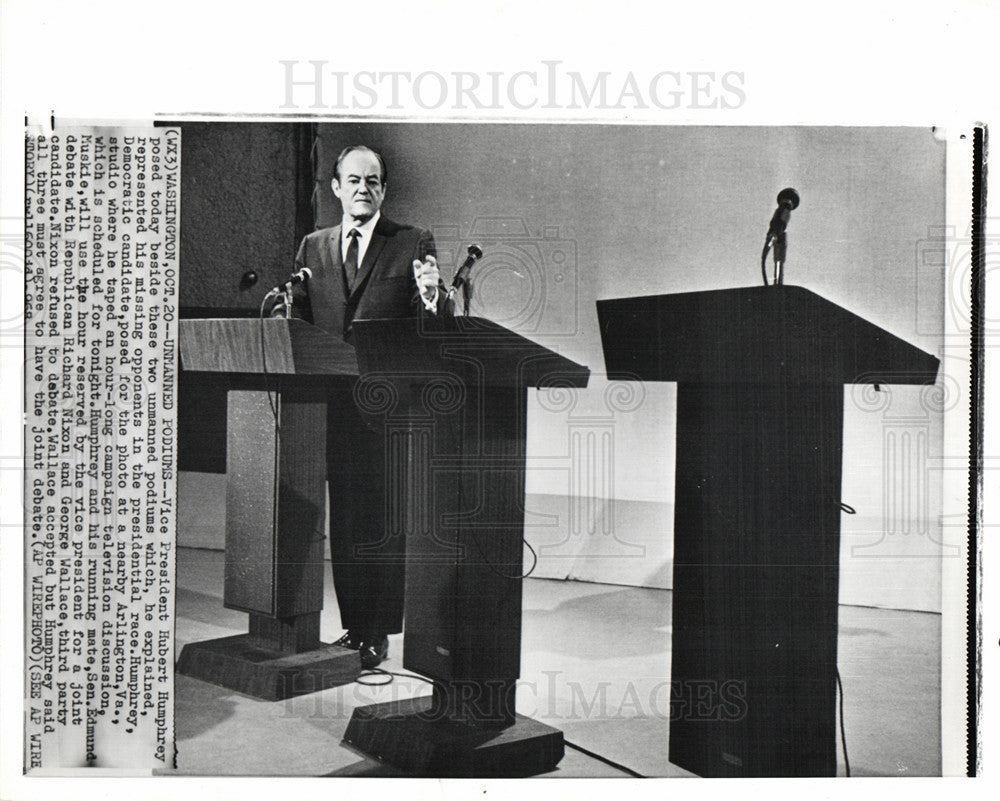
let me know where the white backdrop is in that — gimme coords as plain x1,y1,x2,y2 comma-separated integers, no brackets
179,125,947,613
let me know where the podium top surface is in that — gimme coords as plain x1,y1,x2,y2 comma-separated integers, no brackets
352,316,590,389
179,318,359,376
597,285,940,386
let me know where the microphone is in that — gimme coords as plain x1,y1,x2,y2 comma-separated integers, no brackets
264,266,313,298
762,188,800,285
446,244,484,299
766,188,800,241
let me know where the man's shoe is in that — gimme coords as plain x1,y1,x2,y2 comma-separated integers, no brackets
333,630,363,650
359,633,389,669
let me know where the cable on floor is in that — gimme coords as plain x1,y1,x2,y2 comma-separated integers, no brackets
354,668,437,687
563,738,646,778
467,527,539,579
837,667,851,777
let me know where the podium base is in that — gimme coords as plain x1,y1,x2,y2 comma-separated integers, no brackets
343,696,564,777
177,635,360,700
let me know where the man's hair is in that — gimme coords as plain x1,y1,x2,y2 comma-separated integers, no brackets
333,145,387,186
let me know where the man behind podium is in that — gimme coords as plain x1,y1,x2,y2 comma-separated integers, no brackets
280,145,449,668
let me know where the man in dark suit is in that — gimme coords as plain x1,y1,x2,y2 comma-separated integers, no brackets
281,144,449,668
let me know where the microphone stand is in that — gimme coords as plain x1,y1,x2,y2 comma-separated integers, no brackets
460,281,472,316
760,239,773,287
445,244,484,317
279,286,294,318
760,188,799,286
772,231,787,285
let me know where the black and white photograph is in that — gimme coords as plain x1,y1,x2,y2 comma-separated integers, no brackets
170,121,966,777
1,2,995,799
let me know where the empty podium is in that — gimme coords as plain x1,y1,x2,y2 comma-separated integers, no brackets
177,318,361,700
598,286,939,777
342,315,589,777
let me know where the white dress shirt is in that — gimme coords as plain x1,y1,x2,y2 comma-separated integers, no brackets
341,211,438,311
340,211,380,267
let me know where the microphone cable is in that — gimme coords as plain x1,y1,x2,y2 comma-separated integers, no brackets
837,668,851,776
257,292,283,432
837,501,853,775
563,739,646,778
256,292,283,574
354,667,437,687
257,267,312,428
466,526,539,580
760,238,772,286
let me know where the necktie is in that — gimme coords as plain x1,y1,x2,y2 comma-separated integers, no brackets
344,228,360,289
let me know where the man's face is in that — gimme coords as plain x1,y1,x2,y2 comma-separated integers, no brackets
332,149,386,223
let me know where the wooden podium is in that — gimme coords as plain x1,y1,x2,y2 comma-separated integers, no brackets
176,318,362,700
341,316,589,777
597,286,939,777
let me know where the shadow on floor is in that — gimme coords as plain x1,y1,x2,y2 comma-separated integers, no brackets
522,583,671,660
174,675,241,741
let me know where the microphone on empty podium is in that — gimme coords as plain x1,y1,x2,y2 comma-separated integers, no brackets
762,188,800,285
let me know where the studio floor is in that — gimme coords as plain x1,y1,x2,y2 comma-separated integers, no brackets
172,546,941,778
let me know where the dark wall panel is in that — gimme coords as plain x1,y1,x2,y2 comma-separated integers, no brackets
169,122,314,471
170,121,314,313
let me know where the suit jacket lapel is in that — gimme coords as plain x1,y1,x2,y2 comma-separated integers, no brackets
349,218,389,300
326,224,351,300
